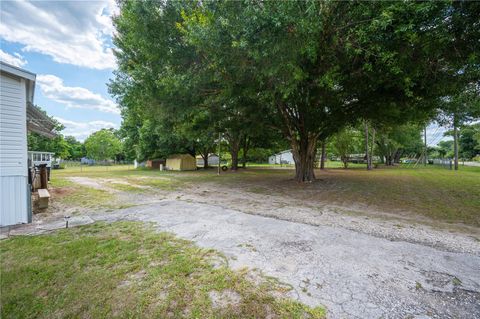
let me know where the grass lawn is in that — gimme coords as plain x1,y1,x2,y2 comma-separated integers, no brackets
50,163,480,226
48,178,115,210
0,222,325,319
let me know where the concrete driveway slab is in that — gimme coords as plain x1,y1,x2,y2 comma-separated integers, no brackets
93,200,480,319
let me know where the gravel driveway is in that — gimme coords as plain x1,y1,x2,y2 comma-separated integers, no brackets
86,200,480,319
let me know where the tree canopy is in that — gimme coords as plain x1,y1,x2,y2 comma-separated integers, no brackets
110,0,480,181
84,129,123,161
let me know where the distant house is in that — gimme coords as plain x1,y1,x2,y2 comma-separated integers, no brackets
195,154,219,167
1,62,56,226
268,150,295,165
166,154,196,171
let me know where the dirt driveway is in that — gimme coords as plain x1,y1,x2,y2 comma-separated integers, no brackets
14,175,480,318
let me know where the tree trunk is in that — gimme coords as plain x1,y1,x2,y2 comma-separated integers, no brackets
394,150,402,164
231,149,239,171
386,154,392,166
320,140,326,170
341,156,349,168
226,132,241,171
364,121,371,170
230,139,241,171
453,118,459,171
291,136,317,182
203,155,209,169
241,136,250,169
424,126,427,166
370,128,376,168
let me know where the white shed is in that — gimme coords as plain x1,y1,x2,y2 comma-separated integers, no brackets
0,62,55,226
268,150,295,165
196,154,220,167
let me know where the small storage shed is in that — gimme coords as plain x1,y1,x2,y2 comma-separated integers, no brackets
1,62,55,226
146,158,166,169
166,154,196,171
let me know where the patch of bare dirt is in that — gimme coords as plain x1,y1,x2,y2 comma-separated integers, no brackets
68,177,116,191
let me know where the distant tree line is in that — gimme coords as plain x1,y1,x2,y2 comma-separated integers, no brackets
27,107,125,162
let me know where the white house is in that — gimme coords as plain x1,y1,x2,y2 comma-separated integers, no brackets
28,151,55,169
268,150,295,165
0,62,55,226
196,154,220,167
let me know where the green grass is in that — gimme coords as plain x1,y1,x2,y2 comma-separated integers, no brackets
107,182,146,193
310,164,480,225
50,163,480,226
0,222,325,319
49,176,114,209
66,187,112,208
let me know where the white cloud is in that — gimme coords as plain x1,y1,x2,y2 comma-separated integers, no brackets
426,123,451,146
37,74,120,114
0,49,27,67
55,117,118,142
0,0,117,70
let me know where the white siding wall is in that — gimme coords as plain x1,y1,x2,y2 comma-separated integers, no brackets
0,73,29,226
269,151,295,165
0,176,28,225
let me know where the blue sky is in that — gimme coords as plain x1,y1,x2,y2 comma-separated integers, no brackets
0,0,120,141
0,0,450,145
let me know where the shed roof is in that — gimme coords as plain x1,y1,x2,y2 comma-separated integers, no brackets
168,154,195,159
195,153,219,159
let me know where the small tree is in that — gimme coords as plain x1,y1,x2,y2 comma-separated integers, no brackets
84,129,122,161
332,128,360,169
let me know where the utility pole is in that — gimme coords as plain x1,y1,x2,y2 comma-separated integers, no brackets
217,132,221,175
365,120,371,170
453,118,459,171
424,126,427,166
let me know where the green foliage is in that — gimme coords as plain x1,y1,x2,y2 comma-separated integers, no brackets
84,129,123,161
63,136,86,160
110,0,480,181
28,133,70,159
375,124,424,164
436,140,455,159
331,128,362,168
459,123,480,159
27,108,70,158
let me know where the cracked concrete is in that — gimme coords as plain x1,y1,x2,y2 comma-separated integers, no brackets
80,200,478,319
3,174,479,318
